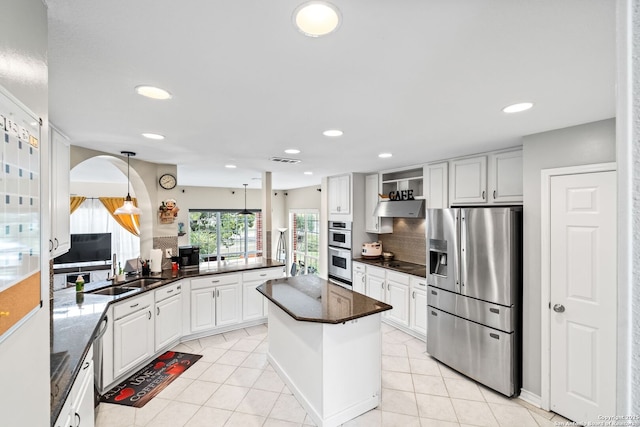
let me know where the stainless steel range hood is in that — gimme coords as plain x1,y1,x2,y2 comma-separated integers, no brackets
373,200,425,218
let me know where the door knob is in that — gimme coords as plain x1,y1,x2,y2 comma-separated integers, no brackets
553,304,565,313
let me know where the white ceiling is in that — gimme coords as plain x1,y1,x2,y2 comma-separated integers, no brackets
47,0,616,190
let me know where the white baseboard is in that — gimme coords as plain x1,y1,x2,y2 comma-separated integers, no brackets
518,389,542,408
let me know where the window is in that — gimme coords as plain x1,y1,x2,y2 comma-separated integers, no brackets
70,198,140,263
290,210,319,275
189,210,262,261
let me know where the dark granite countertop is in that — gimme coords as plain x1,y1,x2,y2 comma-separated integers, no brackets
353,257,427,278
50,258,284,426
257,275,392,324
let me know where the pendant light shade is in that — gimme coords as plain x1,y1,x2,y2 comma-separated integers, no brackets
238,184,253,215
114,151,142,215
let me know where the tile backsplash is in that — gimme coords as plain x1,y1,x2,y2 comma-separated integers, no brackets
377,218,426,265
152,236,178,270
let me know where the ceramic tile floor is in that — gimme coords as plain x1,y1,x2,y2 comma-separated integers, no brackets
95,323,573,427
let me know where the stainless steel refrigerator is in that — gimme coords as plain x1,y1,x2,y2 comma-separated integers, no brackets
426,207,522,396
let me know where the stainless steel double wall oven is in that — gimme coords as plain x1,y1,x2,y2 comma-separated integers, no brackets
328,221,352,286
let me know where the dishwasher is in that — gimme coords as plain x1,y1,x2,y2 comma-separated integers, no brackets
92,314,109,404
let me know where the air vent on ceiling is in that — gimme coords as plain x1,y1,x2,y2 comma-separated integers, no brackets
270,157,301,164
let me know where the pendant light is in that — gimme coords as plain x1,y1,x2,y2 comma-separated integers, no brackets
114,151,142,215
238,184,253,215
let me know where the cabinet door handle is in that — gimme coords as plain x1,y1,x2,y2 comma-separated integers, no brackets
75,413,80,426
260,273,267,277
157,307,160,316
82,361,90,370
493,190,496,199
211,280,220,283
412,291,415,299
54,238,59,249
387,283,390,290
381,282,384,289
49,239,53,251
148,310,152,319
482,190,485,200
130,303,139,308
167,289,174,293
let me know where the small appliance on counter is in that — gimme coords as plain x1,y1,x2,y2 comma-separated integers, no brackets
361,241,382,258
178,245,200,271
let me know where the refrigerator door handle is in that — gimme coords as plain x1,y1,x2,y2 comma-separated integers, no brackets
459,212,466,291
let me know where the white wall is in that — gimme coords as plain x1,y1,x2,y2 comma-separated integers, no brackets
521,119,616,397
0,0,51,425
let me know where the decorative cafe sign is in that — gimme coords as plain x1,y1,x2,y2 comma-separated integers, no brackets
388,189,415,201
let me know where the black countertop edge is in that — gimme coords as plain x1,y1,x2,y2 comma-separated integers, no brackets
257,276,392,324
50,259,284,426
353,257,427,278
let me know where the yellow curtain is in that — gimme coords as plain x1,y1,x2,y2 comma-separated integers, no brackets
99,197,140,236
69,196,86,214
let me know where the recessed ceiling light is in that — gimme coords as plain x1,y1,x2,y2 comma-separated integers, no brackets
304,171,313,175
323,129,343,137
135,85,172,100
285,148,301,154
502,102,534,113
225,164,237,169
378,153,392,158
142,133,165,140
294,2,341,37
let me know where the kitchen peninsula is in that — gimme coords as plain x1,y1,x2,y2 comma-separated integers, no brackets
257,275,392,427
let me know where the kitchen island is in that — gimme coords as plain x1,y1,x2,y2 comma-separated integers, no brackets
257,275,392,427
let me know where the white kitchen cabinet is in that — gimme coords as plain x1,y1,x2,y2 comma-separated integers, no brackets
55,345,94,427
488,148,523,203
425,162,449,208
365,266,386,301
449,155,488,204
50,127,71,258
113,293,154,378
365,174,392,234
328,174,351,218
385,271,410,327
71,350,95,427
190,274,240,333
155,282,182,351
352,262,366,294
409,276,427,337
242,267,284,321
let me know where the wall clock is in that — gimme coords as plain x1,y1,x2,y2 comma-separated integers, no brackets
159,173,177,190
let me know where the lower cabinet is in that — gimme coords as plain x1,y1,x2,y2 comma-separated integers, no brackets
355,262,427,340
385,271,410,327
55,345,94,427
409,277,428,337
155,282,182,351
365,266,386,301
113,293,154,379
242,267,284,321
190,274,241,333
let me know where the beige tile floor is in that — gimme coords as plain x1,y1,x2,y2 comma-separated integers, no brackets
95,323,572,427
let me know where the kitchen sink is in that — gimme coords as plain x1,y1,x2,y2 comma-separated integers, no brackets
88,286,138,296
123,278,163,288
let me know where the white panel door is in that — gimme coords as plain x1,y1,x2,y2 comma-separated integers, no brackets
549,171,616,423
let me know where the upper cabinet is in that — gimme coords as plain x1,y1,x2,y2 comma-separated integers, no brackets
328,174,351,218
425,162,448,208
449,148,522,205
50,127,71,258
365,174,392,234
381,167,423,200
449,155,488,204
488,149,523,203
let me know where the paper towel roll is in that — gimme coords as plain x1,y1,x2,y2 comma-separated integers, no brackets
149,249,163,273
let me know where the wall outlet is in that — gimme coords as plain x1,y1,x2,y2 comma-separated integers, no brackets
165,248,172,258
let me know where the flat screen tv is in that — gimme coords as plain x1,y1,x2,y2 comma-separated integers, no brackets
54,233,112,265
